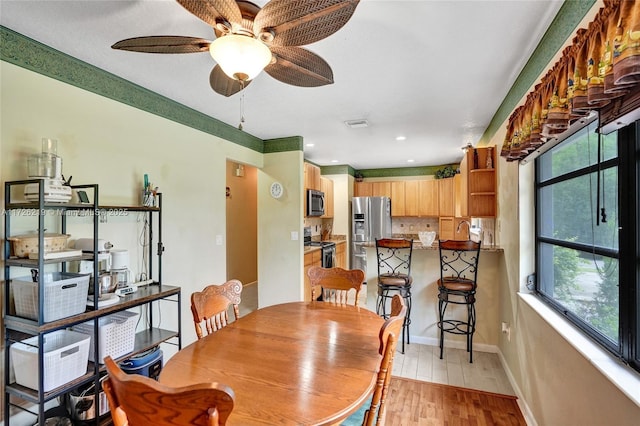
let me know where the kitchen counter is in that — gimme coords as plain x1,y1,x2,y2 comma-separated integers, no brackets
303,239,346,253
361,240,502,252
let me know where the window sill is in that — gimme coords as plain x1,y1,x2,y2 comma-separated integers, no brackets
518,292,640,408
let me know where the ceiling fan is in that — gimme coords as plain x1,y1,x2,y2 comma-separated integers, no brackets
112,0,360,97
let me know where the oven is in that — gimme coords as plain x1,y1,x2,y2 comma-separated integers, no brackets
321,242,336,268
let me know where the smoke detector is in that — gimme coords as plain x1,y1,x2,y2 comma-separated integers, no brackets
345,119,369,129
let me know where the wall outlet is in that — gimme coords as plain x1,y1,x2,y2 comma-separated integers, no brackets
501,322,511,342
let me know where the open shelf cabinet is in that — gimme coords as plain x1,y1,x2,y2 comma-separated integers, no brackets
3,179,181,425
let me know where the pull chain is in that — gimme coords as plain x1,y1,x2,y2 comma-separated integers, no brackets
238,81,246,131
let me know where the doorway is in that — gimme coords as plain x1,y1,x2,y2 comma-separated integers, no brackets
226,161,258,313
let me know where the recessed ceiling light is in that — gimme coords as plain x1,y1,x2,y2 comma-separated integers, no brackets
396,136,406,141
344,119,369,129
306,143,315,147
407,159,415,163
331,160,339,163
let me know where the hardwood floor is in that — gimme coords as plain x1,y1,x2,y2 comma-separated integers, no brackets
384,377,526,426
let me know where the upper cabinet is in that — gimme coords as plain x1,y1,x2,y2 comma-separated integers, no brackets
304,162,321,192
437,177,455,217
354,181,391,198
320,176,334,218
390,181,406,216
354,181,372,197
463,147,497,217
417,180,438,216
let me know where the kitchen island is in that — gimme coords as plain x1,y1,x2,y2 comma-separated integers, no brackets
361,240,504,352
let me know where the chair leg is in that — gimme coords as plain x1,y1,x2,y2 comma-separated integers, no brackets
438,294,446,360
468,301,476,363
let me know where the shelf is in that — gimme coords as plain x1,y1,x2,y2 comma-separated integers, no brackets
469,168,495,173
5,253,94,268
4,203,160,212
5,327,179,404
469,192,496,196
4,285,180,334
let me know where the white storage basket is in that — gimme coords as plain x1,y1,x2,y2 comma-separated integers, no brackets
12,272,90,322
72,311,139,364
10,329,90,392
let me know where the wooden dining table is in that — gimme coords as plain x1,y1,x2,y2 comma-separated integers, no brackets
159,301,384,425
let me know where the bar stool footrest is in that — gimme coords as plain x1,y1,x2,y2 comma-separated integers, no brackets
438,319,474,335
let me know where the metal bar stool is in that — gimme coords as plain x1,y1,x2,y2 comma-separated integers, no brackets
375,238,413,354
437,239,481,363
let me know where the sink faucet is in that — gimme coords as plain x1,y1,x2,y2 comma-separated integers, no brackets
456,220,471,234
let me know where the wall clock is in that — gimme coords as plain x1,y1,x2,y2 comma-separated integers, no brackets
270,181,284,199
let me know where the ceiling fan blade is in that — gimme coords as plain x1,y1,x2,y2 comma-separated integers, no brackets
254,0,359,47
265,46,333,87
210,65,251,97
111,36,211,53
176,0,243,31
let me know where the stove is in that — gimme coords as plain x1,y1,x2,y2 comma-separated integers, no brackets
304,227,335,267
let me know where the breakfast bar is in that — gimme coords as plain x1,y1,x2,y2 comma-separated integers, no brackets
361,240,504,351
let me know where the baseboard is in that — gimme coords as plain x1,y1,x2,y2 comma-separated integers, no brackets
496,349,537,426
410,336,498,354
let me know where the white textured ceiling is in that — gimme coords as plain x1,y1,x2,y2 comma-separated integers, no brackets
0,0,563,170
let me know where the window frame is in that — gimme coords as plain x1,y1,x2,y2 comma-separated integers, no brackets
534,120,639,373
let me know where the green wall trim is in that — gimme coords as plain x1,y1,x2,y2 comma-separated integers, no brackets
481,0,596,145
320,165,354,176
0,26,265,153
264,136,303,153
355,165,457,178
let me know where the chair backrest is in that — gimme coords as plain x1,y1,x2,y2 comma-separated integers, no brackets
438,240,481,287
191,279,243,339
102,356,235,426
375,238,413,283
307,266,364,305
363,294,406,426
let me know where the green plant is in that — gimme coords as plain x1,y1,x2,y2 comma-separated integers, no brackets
435,165,457,179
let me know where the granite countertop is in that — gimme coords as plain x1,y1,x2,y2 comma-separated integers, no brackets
362,240,502,252
303,237,346,253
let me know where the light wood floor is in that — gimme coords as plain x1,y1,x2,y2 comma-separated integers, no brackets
240,283,515,396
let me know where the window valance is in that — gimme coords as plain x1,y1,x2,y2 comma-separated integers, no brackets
501,0,640,161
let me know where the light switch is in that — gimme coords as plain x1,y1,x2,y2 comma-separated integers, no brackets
291,231,299,241
216,235,223,245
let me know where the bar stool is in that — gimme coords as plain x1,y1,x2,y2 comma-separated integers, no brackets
437,239,481,363
375,238,413,353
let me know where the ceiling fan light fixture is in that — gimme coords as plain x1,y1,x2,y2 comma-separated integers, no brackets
209,34,272,81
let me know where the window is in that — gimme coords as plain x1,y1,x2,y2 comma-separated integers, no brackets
535,119,639,372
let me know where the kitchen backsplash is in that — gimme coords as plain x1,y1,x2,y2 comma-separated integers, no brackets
392,217,439,236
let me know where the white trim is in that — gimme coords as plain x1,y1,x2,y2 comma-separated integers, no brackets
496,349,538,426
409,335,497,354
519,292,640,408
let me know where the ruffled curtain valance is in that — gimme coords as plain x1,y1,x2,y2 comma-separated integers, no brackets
501,0,640,161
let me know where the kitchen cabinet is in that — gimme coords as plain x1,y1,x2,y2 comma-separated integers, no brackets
304,162,321,192
335,241,347,269
354,182,372,197
403,180,420,216
390,181,405,216
438,177,455,217
463,147,497,217
439,216,470,241
371,182,391,198
417,180,439,217
320,176,334,218
3,180,180,425
304,249,322,302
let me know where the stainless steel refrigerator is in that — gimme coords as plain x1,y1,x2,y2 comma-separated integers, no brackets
351,196,392,276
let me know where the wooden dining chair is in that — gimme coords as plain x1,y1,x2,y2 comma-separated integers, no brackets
102,356,235,426
191,279,243,339
363,294,406,426
307,265,365,305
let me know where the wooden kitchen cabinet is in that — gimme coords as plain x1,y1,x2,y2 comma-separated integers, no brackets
464,147,497,217
304,250,322,302
320,176,334,218
354,181,372,197
438,177,455,217
391,181,406,216
335,242,346,269
404,180,419,216
418,180,439,216
439,216,471,241
371,181,391,198
304,162,321,192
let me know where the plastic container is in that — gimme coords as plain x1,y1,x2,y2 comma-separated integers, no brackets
72,311,139,363
11,272,90,322
10,330,90,392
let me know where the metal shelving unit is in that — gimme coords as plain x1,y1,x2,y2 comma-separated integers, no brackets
3,180,181,425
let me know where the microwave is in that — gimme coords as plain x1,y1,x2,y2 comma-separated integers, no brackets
307,189,325,216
